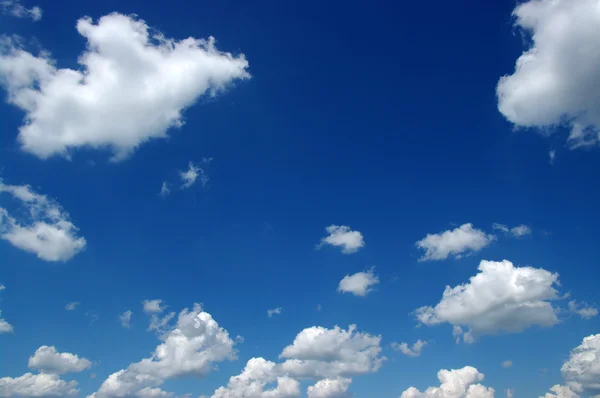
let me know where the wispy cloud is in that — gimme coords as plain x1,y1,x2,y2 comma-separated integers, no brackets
65,301,80,311
120,310,133,328
1,0,42,21
267,307,282,317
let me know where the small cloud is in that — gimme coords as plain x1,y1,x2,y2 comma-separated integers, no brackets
549,150,556,165
317,225,365,254
1,0,42,21
159,182,170,197
0,284,5,291
85,312,98,327
267,307,282,317
502,360,513,368
180,161,208,189
391,339,427,357
148,311,175,333
492,223,531,238
568,300,599,320
337,268,379,297
316,304,322,312
119,310,133,328
505,388,514,398
142,299,164,314
65,301,80,311
416,223,495,261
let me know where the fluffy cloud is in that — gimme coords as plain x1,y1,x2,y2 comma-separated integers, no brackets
561,334,600,396
0,183,86,262
28,346,91,375
416,224,495,261
492,223,532,238
568,300,598,319
91,304,236,397
337,269,379,297
142,299,165,314
318,225,365,254
0,373,78,397
0,0,42,21
120,310,133,328
65,301,80,311
0,317,13,333
307,378,352,398
415,260,562,342
539,385,579,398
0,13,249,161
391,340,427,358
400,366,495,398
497,0,600,148
268,307,282,317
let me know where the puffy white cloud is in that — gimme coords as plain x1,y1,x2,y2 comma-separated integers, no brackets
0,0,41,21
268,307,282,317
0,317,13,333
307,378,352,398
120,310,133,328
0,373,78,396
561,334,600,396
415,260,562,342
28,346,91,375
0,182,86,262
400,366,495,398
211,357,300,398
142,299,165,314
497,0,600,149
492,224,531,238
91,304,236,397
501,360,512,368
568,300,598,319
135,387,175,397
391,340,427,358
0,13,250,161
65,301,80,311
337,269,379,297
416,224,495,261
539,385,579,398
318,225,365,254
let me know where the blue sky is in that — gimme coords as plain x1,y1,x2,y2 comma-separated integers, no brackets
1,0,600,397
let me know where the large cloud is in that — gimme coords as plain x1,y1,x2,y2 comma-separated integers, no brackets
28,346,91,375
561,334,600,396
414,260,563,342
0,13,249,161
415,224,495,261
90,304,236,397
400,366,495,398
497,0,600,148
0,182,86,261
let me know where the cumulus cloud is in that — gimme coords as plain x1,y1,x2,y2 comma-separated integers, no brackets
0,182,86,262
415,260,563,343
142,299,165,314
0,317,13,333
539,385,579,398
568,300,598,319
318,225,365,254
90,304,236,398
0,13,250,161
501,360,513,368
400,366,495,398
561,334,600,396
416,224,495,261
28,346,91,375
492,223,532,238
497,0,600,149
0,0,42,21
268,307,282,317
120,310,133,328
65,301,80,311
0,372,78,396
337,268,379,297
307,378,352,398
391,340,427,358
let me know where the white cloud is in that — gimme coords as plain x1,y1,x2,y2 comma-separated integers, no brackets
0,318,13,333
135,387,175,397
501,360,513,368
0,0,42,21
65,301,80,311
0,13,250,161
337,269,379,297
28,345,91,375
120,310,133,328
0,373,78,396
416,224,495,261
493,223,532,238
506,388,514,398
91,304,236,398
549,150,556,165
561,334,600,396
179,162,208,189
415,260,562,342
497,0,600,149
307,378,352,398
568,300,598,319
318,225,365,254
142,299,165,314
268,307,282,317
391,340,427,358
400,366,495,398
0,182,86,262
0,284,4,291
159,182,170,198
539,385,579,398
148,311,176,333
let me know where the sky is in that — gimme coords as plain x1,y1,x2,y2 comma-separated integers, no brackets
0,0,600,397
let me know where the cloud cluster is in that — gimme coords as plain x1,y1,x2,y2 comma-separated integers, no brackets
568,300,598,320
0,13,250,161
416,224,495,261
400,366,495,398
0,182,86,262
0,0,41,21
318,225,365,254
497,0,600,148
307,378,352,398
539,385,579,398
415,260,563,343
337,269,379,297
